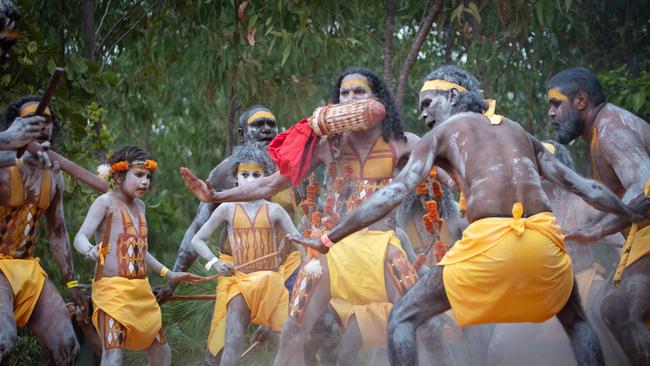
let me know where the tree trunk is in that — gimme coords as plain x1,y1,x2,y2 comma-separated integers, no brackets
383,0,396,92
394,0,443,107
82,0,96,63
225,67,241,156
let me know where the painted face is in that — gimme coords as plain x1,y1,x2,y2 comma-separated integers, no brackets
242,117,278,144
547,90,583,144
339,74,374,104
120,167,152,199
19,102,52,142
419,90,453,130
235,162,265,186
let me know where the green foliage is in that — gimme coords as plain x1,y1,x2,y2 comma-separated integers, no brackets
599,66,650,120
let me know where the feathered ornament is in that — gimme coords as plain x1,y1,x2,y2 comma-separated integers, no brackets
97,164,111,181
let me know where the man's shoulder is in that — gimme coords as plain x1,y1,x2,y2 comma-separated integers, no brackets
599,103,647,129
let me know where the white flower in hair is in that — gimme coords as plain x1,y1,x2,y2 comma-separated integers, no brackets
97,164,111,181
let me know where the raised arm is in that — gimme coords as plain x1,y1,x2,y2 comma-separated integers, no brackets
181,167,291,203
533,137,639,219
181,142,326,203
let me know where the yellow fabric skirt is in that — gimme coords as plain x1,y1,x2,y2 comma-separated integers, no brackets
327,230,405,348
438,207,573,327
206,252,299,356
0,255,46,327
328,230,403,305
92,276,162,350
330,299,392,348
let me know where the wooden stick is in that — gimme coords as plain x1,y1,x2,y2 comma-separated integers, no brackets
240,341,260,358
167,294,216,301
30,147,110,193
203,251,282,280
235,251,281,271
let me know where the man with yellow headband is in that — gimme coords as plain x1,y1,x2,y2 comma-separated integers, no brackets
488,140,630,365
548,67,650,365
180,66,451,366
0,96,86,364
288,65,648,366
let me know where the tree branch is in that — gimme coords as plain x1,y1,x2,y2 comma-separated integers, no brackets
383,0,396,92
226,66,242,156
322,6,384,46
395,0,443,107
99,0,164,72
95,0,112,38
96,0,145,53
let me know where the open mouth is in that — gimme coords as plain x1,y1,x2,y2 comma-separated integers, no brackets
426,120,436,129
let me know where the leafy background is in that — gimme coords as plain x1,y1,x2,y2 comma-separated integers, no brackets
1,0,648,365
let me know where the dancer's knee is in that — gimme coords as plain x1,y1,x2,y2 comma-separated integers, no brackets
279,321,307,351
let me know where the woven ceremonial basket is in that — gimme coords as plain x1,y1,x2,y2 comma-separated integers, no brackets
308,98,386,136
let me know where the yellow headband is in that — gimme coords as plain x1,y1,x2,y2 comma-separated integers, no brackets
237,163,264,173
542,142,556,155
246,111,275,125
421,80,467,93
19,103,51,118
547,88,568,102
341,79,371,91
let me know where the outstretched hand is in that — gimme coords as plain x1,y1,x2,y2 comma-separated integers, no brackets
287,233,329,254
180,167,215,203
167,271,206,284
564,225,601,243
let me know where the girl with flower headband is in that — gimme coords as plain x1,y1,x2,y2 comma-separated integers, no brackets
190,142,304,365
74,145,203,365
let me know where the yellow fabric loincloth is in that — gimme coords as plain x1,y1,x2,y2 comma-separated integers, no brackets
92,276,162,350
207,251,299,356
623,224,650,269
326,230,406,348
0,255,47,327
330,300,392,348
438,204,574,327
328,230,404,305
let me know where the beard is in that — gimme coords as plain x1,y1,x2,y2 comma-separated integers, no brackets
553,108,583,145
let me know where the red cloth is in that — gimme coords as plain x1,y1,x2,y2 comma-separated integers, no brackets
268,118,317,185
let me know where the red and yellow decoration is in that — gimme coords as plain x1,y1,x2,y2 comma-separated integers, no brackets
414,166,447,269
110,160,158,173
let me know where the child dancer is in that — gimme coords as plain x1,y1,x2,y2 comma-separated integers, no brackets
191,142,304,365
75,146,202,365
